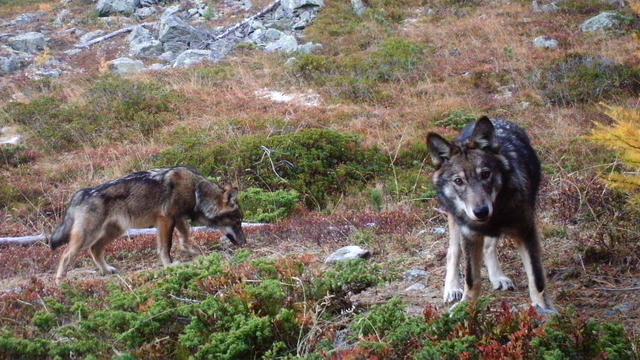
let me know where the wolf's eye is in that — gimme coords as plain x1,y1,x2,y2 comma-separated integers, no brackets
480,170,491,180
453,178,464,186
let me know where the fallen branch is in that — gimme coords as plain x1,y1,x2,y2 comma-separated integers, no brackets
73,22,156,50
212,0,280,41
593,286,640,292
0,223,266,247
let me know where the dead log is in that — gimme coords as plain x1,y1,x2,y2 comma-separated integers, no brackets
73,22,156,50
0,223,266,247
213,0,280,41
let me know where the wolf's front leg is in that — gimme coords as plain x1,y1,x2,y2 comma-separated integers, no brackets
516,225,555,313
461,233,484,303
443,214,463,303
156,217,176,267
176,218,200,256
483,236,515,291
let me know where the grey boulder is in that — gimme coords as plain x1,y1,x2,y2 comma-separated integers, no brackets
325,245,371,264
159,14,210,54
581,11,628,32
265,34,298,53
8,32,47,54
109,57,144,75
281,0,324,14
173,49,213,68
97,0,140,17
0,51,31,75
135,7,157,20
129,26,163,58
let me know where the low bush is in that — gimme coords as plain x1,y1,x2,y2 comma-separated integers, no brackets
536,54,640,105
344,299,638,359
239,187,301,223
3,76,182,151
0,253,389,359
0,145,36,168
156,128,389,209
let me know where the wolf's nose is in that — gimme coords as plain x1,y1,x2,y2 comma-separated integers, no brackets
473,206,490,220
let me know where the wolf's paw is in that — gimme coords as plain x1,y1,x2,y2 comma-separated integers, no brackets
103,265,118,275
169,260,182,267
490,276,515,291
180,246,201,257
534,304,559,318
443,288,463,303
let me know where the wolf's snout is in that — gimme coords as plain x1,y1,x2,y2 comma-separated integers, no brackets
473,206,490,220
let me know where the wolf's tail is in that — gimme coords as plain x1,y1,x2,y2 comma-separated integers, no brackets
49,214,74,250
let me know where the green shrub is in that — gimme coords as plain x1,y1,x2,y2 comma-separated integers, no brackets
31,311,57,332
156,128,389,209
312,259,389,300
536,54,640,105
434,110,477,130
4,76,182,151
0,145,35,168
240,187,301,223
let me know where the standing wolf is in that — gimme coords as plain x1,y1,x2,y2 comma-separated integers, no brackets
49,167,245,284
427,116,554,311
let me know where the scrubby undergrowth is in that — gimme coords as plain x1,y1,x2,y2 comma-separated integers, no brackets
0,253,636,359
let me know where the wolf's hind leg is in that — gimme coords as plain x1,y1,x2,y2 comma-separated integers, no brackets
483,236,515,291
55,229,84,285
443,214,463,303
176,218,200,256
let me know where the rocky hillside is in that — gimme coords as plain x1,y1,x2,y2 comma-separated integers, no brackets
1,0,640,358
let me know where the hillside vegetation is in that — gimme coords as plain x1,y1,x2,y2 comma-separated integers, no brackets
1,0,640,358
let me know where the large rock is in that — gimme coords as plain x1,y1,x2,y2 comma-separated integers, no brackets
159,14,210,54
325,246,371,264
581,11,627,32
0,50,32,75
265,34,298,53
135,7,157,20
173,49,213,68
209,39,235,61
8,33,47,54
10,12,45,26
281,0,324,14
129,26,163,58
109,57,144,75
97,0,140,17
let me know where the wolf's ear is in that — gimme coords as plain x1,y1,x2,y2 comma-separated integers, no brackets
224,186,239,208
470,116,499,152
427,133,455,168
195,181,222,217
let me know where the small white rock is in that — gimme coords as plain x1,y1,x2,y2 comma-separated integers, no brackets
325,245,371,264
